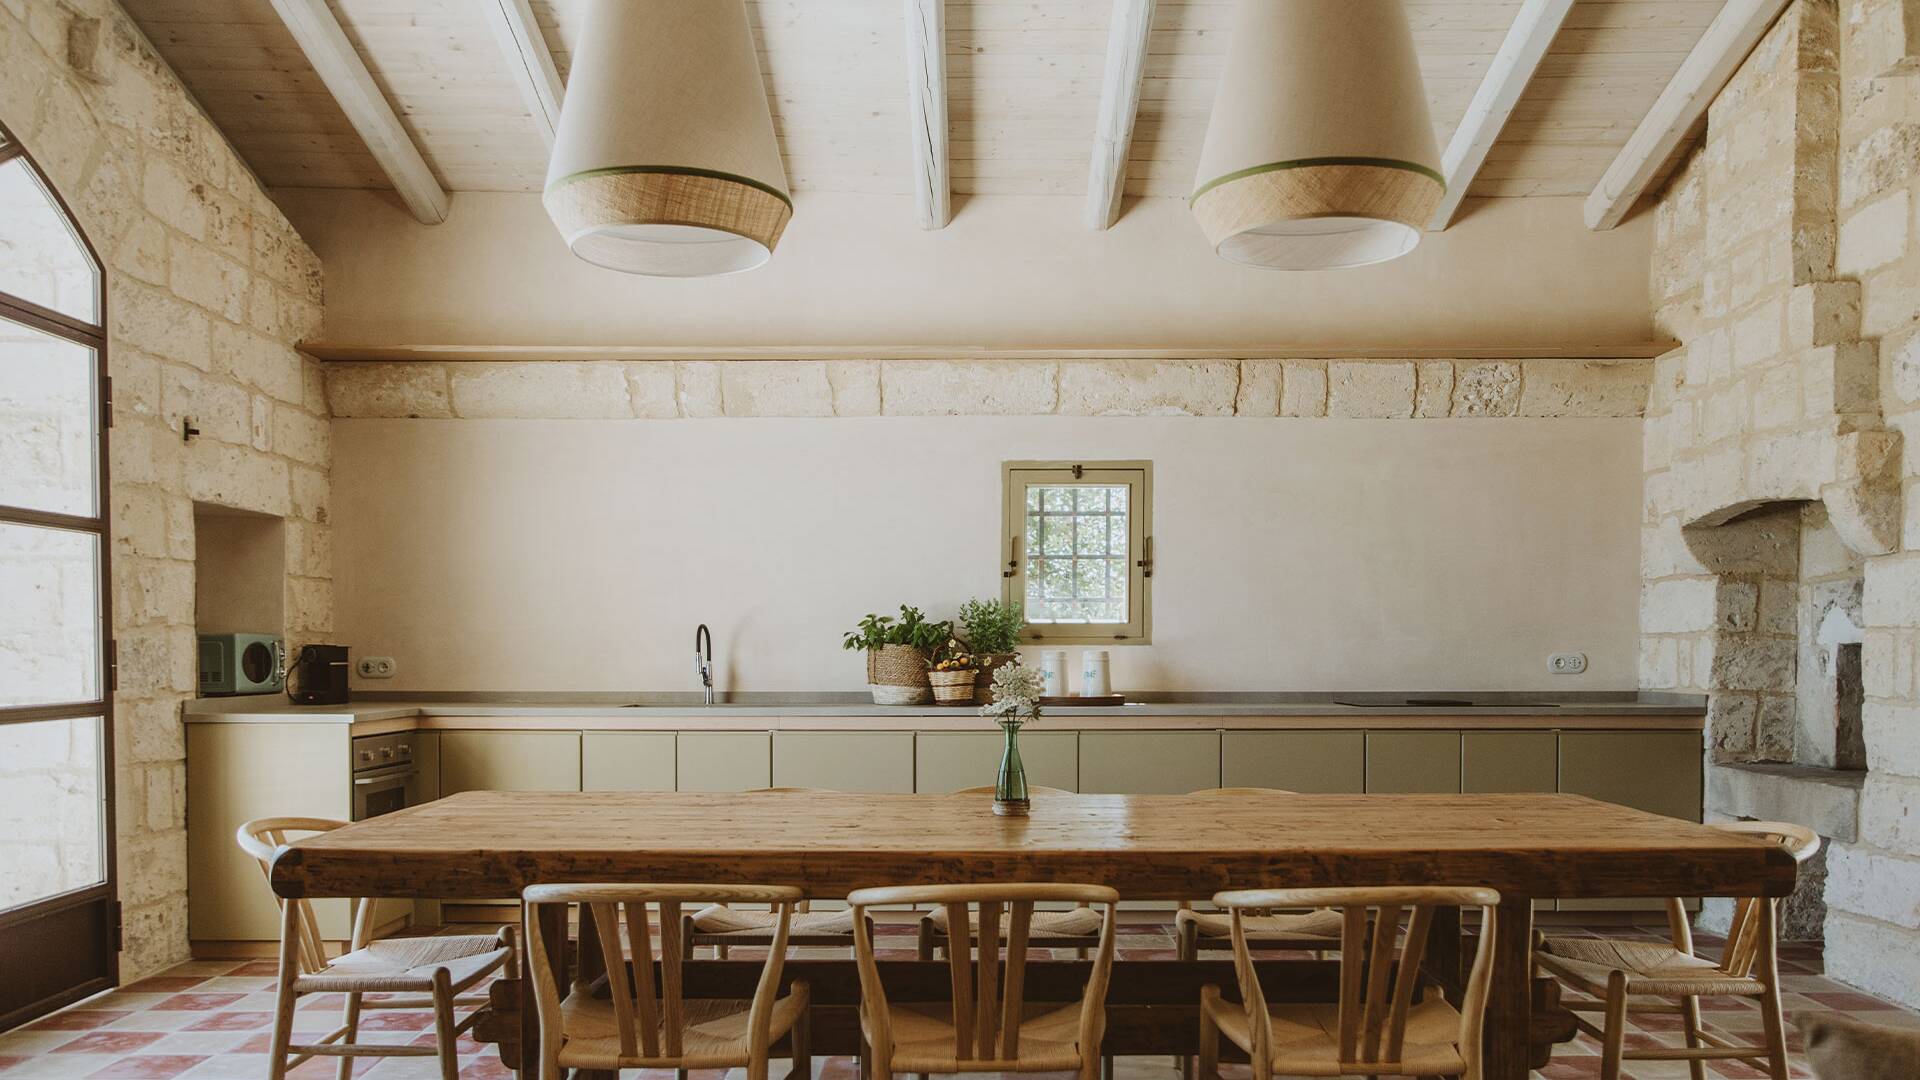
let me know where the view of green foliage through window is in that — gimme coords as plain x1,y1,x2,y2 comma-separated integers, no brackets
1023,483,1129,624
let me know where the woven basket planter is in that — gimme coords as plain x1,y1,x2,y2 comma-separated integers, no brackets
928,669,979,705
973,653,1019,703
866,645,931,705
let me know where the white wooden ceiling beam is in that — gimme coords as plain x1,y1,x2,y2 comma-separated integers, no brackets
479,0,565,147
1085,0,1156,230
1428,0,1574,231
265,0,449,224
904,0,950,230
1585,0,1792,231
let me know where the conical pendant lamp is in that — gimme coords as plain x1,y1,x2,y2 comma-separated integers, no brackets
1191,0,1443,271
544,0,792,277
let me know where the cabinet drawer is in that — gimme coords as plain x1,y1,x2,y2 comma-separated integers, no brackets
582,732,677,792
916,731,1078,793
773,732,914,793
677,732,771,792
439,731,581,794
1366,731,1462,793
1079,731,1220,794
1221,731,1364,793
1462,732,1557,793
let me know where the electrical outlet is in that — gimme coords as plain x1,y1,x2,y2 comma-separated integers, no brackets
1547,652,1587,675
357,656,397,679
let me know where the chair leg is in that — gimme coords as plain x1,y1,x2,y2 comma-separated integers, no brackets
790,1006,812,1080
430,968,459,1080
916,920,932,961
1680,994,1707,1080
1177,921,1199,1079
267,904,301,1080
1759,979,1792,1080
334,990,362,1080
1598,970,1629,1080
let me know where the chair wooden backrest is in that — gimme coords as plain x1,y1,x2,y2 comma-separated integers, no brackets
522,883,803,1070
1662,821,1820,981
236,817,366,976
850,883,1119,1066
1213,885,1499,1076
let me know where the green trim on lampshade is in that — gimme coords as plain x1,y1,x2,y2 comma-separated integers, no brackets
546,164,793,209
1188,156,1445,206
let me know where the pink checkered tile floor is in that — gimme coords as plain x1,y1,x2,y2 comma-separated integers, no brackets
1,920,1911,1079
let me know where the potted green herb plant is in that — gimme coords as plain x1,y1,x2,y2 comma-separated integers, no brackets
843,605,951,705
957,598,1024,703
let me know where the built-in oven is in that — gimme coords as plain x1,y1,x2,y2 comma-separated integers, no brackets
351,733,417,821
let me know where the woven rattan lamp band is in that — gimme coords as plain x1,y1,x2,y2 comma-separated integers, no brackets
1192,0,1442,270
543,0,791,277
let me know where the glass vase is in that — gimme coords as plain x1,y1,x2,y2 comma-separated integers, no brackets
994,718,1030,817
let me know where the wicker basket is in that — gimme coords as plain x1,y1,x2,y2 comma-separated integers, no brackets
973,653,1019,703
866,645,930,705
928,669,979,705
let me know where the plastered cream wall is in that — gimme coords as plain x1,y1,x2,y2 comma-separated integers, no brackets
280,189,1658,353
2,0,329,977
328,359,1646,695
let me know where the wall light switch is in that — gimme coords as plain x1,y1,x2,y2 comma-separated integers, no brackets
357,656,397,679
1547,652,1587,674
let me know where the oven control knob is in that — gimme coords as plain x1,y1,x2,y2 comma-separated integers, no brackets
380,747,394,760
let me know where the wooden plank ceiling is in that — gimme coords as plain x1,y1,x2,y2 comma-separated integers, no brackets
121,0,1722,201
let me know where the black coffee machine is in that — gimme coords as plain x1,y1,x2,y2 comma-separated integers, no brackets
289,644,351,706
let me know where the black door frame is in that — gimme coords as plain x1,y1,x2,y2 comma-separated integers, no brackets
0,121,120,1031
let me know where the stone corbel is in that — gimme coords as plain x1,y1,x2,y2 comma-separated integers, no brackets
1820,428,1903,556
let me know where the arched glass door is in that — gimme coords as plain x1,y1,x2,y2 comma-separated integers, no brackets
0,121,118,1029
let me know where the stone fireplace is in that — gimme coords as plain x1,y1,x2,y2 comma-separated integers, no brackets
1641,0,1920,1004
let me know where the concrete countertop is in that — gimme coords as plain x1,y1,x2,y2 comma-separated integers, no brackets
183,690,1707,729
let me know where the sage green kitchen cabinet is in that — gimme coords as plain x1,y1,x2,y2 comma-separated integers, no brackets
772,732,915,793
915,731,1078,793
439,731,581,793
1559,731,1705,911
1078,731,1220,793
1220,731,1364,793
582,732,677,792
1365,731,1462,793
1461,732,1558,793
677,732,771,791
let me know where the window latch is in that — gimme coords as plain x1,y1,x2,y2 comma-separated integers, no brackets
1003,535,1021,578
1137,535,1154,578
1071,464,1084,479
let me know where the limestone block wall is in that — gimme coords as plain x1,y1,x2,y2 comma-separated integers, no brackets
1644,0,1920,1006
1,0,329,978
325,357,1651,422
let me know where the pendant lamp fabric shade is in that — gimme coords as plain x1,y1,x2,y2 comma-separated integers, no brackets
544,0,792,277
1191,0,1443,270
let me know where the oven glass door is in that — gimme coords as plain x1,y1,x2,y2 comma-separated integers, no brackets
352,764,415,820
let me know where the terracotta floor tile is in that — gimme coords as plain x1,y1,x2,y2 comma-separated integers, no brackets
149,995,245,1013
52,1032,165,1056
181,1013,275,1033
119,980,206,996
24,1011,129,1031
84,1055,208,1079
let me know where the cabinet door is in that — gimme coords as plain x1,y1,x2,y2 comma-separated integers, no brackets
916,731,1078,793
1365,731,1462,793
1462,732,1558,793
773,732,915,793
677,732,772,792
1079,732,1220,793
1221,731,1364,793
582,732,677,792
1559,731,1705,911
440,731,581,793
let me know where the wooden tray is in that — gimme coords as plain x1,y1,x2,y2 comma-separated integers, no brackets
1041,695,1126,707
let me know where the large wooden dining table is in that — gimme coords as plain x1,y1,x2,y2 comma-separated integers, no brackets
270,790,1797,1080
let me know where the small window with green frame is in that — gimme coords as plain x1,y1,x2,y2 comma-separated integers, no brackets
1001,461,1151,644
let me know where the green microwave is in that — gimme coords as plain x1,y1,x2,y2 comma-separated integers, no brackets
197,633,285,696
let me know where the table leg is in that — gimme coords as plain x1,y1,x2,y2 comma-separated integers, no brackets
1483,896,1535,1080
1423,903,1463,1003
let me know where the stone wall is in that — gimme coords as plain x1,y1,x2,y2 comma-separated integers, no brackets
326,357,1651,421
1643,0,1920,1005
1,0,329,978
